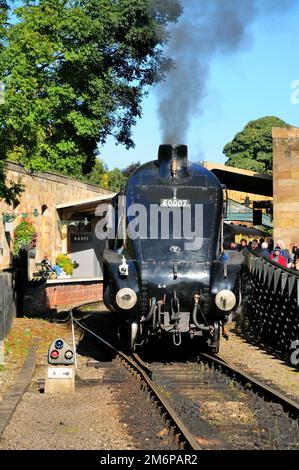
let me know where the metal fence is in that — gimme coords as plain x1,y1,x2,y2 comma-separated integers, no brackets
0,271,15,343
241,253,299,359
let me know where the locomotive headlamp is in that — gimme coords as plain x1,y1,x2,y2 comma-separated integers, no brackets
116,288,137,310
215,289,236,311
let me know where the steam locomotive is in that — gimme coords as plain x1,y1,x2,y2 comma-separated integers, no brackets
102,145,243,352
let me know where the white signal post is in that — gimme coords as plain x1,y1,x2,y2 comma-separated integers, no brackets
44,338,75,394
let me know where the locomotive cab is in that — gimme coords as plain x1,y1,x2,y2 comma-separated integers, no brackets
103,145,244,352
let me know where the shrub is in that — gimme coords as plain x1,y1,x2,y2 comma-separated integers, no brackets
55,254,74,275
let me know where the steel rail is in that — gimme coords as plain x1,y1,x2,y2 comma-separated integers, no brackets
200,352,299,419
73,318,201,450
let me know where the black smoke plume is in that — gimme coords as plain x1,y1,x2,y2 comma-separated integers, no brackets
157,0,296,144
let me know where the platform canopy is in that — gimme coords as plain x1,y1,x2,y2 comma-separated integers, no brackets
203,162,273,197
56,193,117,213
56,191,117,213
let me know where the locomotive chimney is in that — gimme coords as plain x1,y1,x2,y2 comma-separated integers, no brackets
158,144,188,178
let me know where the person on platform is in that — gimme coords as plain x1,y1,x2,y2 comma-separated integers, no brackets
275,239,290,263
41,254,63,277
270,247,287,267
259,241,270,259
238,238,250,255
250,240,261,254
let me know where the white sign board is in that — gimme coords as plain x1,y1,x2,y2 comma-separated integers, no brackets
48,367,73,379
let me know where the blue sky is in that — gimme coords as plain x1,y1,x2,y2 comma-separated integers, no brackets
101,2,299,169
9,1,299,170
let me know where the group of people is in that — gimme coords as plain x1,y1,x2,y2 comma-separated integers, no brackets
41,254,63,278
230,238,299,270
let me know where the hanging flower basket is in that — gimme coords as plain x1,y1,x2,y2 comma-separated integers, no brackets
13,218,37,255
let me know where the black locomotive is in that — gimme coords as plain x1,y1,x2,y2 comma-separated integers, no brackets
103,145,243,352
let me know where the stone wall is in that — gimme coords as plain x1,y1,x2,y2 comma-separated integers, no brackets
272,127,299,248
0,161,113,271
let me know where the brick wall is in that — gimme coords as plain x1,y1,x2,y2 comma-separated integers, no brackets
24,280,103,314
272,127,299,248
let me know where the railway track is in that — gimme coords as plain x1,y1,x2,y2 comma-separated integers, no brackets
199,352,299,420
147,357,299,450
2,303,297,451
73,317,201,451
74,313,299,450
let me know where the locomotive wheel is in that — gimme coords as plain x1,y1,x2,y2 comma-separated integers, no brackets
210,320,220,353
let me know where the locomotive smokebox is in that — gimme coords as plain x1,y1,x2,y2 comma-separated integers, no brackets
158,144,188,177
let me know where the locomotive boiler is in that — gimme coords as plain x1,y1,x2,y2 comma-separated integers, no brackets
102,145,243,352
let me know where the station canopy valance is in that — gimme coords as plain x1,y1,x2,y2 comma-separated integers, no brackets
56,193,117,212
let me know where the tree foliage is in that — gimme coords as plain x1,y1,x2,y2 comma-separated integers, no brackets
0,1,24,203
0,0,181,202
122,161,141,178
223,116,290,174
86,158,141,192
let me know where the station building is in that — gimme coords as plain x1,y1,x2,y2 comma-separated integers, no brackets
0,161,115,312
3,136,298,315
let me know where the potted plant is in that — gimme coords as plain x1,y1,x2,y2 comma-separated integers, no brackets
55,254,75,276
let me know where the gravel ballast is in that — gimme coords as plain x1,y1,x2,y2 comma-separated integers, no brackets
220,323,299,403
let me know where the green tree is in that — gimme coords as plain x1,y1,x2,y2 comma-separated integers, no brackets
85,158,140,191
223,116,290,174
122,161,141,178
85,159,107,186
107,161,141,191
0,0,182,202
0,1,23,202
107,167,127,192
